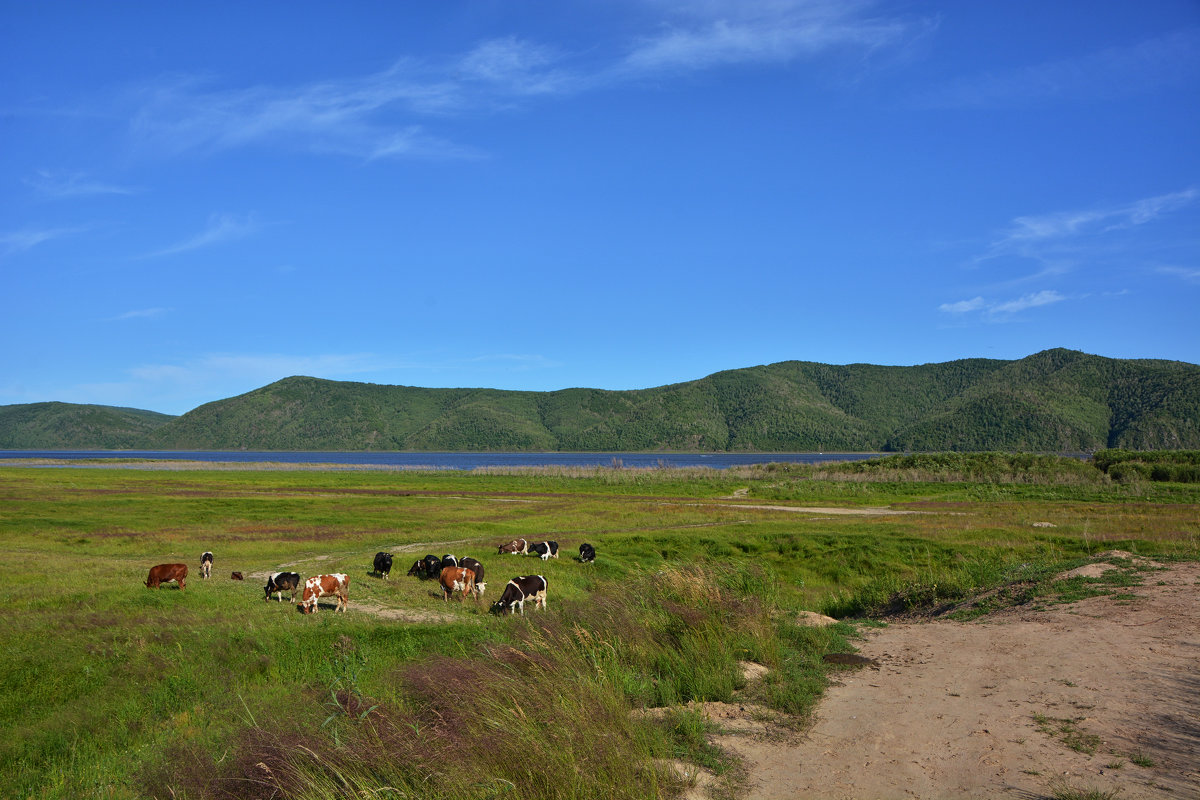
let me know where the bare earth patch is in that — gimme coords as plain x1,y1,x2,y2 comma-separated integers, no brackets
704,560,1200,799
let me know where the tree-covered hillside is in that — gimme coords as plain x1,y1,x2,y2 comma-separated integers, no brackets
6,349,1199,452
0,402,176,449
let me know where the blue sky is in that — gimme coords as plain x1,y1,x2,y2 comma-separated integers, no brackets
3,1,1198,416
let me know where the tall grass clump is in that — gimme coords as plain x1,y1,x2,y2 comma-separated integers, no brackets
817,550,1065,619
177,563,845,799
800,452,1106,485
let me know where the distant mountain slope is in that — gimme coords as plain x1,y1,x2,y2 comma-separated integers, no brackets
139,349,1199,452
0,402,176,449
6,350,1198,452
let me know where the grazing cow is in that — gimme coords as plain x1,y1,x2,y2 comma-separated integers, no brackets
422,554,442,576
231,571,244,580
300,573,349,614
498,538,528,555
491,575,547,615
458,557,487,595
406,559,425,577
145,563,187,590
439,566,477,602
373,552,394,579
440,554,459,571
579,543,596,563
264,572,302,603
528,541,559,561
200,551,214,579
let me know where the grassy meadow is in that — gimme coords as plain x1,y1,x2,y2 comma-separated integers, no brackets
1,456,1198,799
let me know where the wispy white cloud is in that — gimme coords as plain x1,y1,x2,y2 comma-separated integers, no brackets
938,296,984,314
1001,189,1197,245
1157,265,1200,284
143,213,258,258
0,225,88,258
920,28,1200,108
617,0,923,75
990,289,1065,314
25,170,140,199
108,307,169,321
124,2,923,161
457,36,572,96
939,289,1066,318
973,188,1198,274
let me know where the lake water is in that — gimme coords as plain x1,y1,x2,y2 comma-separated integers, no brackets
0,450,885,470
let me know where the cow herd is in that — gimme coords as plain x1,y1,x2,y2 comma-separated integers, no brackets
142,541,596,618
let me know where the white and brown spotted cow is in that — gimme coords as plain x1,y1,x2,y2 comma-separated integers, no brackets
490,575,547,615
300,573,349,614
458,557,487,596
497,538,528,555
439,566,478,602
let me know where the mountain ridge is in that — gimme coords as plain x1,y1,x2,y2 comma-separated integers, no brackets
3,349,1197,451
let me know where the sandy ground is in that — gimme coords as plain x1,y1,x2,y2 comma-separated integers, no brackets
699,558,1200,800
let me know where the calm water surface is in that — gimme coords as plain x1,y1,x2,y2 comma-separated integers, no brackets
0,450,884,470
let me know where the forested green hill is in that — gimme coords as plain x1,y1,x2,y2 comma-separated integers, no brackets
0,402,176,449
5,349,1198,451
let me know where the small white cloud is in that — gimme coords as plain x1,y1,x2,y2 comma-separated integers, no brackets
920,28,1200,108
990,289,1065,314
457,37,569,96
109,307,169,321
938,296,985,314
939,290,1066,317
0,225,88,258
144,213,258,258
1157,266,1200,283
618,2,918,75
26,170,139,199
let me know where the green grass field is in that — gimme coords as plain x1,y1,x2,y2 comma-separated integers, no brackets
2,459,1197,799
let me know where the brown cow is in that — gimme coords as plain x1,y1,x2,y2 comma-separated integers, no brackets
230,571,244,580
145,563,187,589
497,538,528,555
299,573,348,614
439,566,477,602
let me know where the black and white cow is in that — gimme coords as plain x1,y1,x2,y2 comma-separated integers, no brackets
265,571,302,603
422,554,442,577
578,543,596,563
490,575,548,615
440,554,459,571
373,552,393,579
528,541,559,561
200,551,214,579
458,557,487,595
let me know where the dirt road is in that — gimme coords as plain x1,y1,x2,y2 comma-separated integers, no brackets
708,559,1200,799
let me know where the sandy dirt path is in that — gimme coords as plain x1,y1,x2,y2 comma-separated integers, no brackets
708,559,1200,800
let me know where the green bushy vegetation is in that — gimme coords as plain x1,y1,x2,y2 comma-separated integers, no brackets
1,459,1197,799
1091,448,1200,483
